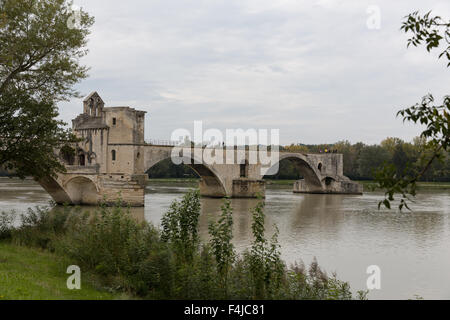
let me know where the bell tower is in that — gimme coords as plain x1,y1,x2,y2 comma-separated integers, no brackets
83,92,105,117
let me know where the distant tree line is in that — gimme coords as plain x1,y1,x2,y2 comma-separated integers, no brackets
147,158,199,179
146,137,450,182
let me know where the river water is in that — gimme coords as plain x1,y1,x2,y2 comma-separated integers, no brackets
0,177,449,300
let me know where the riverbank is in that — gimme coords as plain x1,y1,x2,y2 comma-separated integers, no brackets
146,178,450,190
357,180,450,190
265,179,450,189
0,242,121,300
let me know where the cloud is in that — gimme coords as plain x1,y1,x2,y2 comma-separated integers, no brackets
59,0,450,145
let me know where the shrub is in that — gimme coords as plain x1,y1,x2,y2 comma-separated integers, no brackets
11,205,74,250
56,200,161,294
0,210,15,240
208,199,235,298
161,189,201,263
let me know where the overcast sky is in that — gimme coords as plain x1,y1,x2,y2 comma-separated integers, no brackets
59,0,450,145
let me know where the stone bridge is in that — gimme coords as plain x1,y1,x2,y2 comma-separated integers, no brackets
38,92,362,207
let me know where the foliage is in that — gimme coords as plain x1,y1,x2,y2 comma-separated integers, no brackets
0,191,362,300
0,210,14,240
161,189,201,263
60,144,76,164
242,199,285,299
147,158,199,179
208,199,235,296
0,91,77,178
283,144,310,153
375,95,450,210
11,205,72,249
0,0,93,178
401,11,450,67
375,11,450,210
356,145,391,179
0,0,94,99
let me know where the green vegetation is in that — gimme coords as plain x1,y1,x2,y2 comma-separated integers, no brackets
0,242,117,300
375,11,450,210
0,0,94,178
0,192,366,300
147,158,199,179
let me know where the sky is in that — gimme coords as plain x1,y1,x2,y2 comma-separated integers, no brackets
59,0,450,145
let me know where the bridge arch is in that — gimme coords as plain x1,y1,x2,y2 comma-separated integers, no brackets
264,153,324,192
64,176,99,205
145,153,227,198
38,176,73,205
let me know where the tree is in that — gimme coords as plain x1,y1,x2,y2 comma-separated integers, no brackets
334,140,362,179
0,0,94,99
357,145,390,179
375,11,450,210
0,91,76,179
401,10,450,67
392,143,408,176
380,137,403,156
0,0,94,178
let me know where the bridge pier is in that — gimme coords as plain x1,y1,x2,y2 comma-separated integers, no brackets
232,179,266,198
99,174,147,207
197,177,227,198
293,178,363,195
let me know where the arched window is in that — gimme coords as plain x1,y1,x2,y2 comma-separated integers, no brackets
111,150,116,161
89,98,94,116
318,163,323,172
79,154,85,166
240,160,249,178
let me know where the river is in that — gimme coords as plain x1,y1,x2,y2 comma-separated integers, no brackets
0,177,449,300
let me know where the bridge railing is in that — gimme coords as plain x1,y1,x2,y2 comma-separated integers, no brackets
143,141,341,155
145,139,179,147
144,141,283,150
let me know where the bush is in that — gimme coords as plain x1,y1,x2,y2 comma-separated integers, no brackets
55,200,162,294
11,205,75,250
0,210,15,240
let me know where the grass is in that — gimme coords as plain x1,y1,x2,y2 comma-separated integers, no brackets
0,242,120,300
